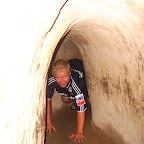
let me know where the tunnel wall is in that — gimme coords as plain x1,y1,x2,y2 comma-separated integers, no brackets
66,19,144,144
0,0,69,143
0,0,144,144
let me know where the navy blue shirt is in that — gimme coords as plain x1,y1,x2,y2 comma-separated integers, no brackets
46,59,88,112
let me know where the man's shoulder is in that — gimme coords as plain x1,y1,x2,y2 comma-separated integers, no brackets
68,59,84,72
48,76,56,86
68,59,82,62
68,59,83,65
71,69,84,79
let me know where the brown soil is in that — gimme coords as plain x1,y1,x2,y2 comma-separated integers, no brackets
45,106,118,144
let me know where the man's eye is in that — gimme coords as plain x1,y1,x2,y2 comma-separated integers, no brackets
56,78,61,81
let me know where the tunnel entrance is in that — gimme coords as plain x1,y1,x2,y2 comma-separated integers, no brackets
45,33,94,143
45,31,119,144
45,36,120,144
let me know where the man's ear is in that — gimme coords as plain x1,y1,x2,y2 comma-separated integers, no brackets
69,71,71,76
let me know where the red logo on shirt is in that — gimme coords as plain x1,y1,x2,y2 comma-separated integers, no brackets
75,93,86,106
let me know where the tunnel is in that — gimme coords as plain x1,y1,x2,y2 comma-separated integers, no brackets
0,0,144,144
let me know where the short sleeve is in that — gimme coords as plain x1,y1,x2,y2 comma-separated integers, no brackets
46,76,56,99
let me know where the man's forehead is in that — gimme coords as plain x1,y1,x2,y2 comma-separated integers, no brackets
55,69,70,76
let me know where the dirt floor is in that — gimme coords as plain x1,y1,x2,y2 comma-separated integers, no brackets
45,105,118,144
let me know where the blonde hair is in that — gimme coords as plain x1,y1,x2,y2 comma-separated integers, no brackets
52,59,70,76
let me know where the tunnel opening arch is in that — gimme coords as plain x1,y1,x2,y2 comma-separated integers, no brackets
43,1,144,143
45,17,131,143
45,10,144,143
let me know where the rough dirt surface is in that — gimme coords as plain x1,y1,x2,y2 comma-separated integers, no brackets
45,105,118,144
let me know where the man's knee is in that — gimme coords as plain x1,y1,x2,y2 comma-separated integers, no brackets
61,96,73,103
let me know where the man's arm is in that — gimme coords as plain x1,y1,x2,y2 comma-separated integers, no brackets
46,99,56,134
77,111,85,134
69,111,86,143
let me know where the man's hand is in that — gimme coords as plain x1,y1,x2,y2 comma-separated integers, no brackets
46,99,56,134
46,123,56,135
69,111,86,142
69,133,86,143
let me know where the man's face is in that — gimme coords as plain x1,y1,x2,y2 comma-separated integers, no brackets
54,68,71,88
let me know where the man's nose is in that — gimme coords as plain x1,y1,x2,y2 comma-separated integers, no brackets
61,78,65,83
